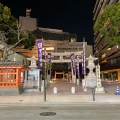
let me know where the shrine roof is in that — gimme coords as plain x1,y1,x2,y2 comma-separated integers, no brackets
0,61,23,66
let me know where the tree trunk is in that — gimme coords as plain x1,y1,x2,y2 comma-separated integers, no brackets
2,47,9,61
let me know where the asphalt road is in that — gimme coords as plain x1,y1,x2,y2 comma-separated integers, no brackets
0,103,120,120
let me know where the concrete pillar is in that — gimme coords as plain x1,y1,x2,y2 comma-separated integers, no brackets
77,79,80,86
25,70,28,81
41,86,44,92
71,66,76,84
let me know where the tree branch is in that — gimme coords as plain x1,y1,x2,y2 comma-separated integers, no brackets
8,38,27,51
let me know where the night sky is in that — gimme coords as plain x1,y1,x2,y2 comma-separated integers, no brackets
0,0,96,45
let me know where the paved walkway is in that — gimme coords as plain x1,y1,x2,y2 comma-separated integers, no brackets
0,80,120,104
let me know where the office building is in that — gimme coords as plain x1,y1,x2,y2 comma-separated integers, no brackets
93,0,120,81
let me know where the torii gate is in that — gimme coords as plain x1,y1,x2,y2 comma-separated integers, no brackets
43,51,82,84
27,51,82,87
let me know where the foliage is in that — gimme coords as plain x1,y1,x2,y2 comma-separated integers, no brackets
0,3,36,61
42,62,52,80
94,2,120,46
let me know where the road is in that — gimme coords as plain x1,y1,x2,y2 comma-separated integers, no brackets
0,103,120,120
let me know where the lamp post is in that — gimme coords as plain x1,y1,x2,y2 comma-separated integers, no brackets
44,49,47,102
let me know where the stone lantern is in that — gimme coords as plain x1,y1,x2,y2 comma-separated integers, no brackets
27,55,38,69
85,55,98,88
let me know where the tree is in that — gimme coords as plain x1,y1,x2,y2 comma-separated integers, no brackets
42,62,52,80
0,3,36,61
94,2,120,46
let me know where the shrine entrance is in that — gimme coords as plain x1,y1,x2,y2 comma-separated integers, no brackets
26,51,82,92
55,71,65,80
49,52,81,84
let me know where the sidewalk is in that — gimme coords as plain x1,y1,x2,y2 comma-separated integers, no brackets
0,80,120,105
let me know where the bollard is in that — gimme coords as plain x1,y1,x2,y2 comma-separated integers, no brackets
44,86,46,101
53,87,57,94
43,80,47,102
71,87,75,93
92,88,95,101
77,79,80,86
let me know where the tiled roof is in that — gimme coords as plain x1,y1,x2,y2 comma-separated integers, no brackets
0,61,23,66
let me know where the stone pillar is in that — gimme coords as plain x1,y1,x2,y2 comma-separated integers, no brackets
95,64,105,93
76,79,80,86
71,66,76,84
25,70,28,81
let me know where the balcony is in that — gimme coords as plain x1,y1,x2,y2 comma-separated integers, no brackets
100,63,120,71
99,42,107,51
99,46,119,63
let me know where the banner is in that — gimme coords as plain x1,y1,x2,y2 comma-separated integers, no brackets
47,53,51,63
76,55,79,77
47,53,51,75
36,39,43,74
70,53,76,75
82,41,86,75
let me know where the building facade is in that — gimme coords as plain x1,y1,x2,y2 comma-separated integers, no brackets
18,16,93,58
93,0,120,81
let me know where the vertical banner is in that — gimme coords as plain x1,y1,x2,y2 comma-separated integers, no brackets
47,53,51,75
76,55,80,78
47,53,51,63
82,40,86,75
70,53,76,75
36,39,43,74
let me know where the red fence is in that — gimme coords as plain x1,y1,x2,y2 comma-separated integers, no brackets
0,66,23,88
